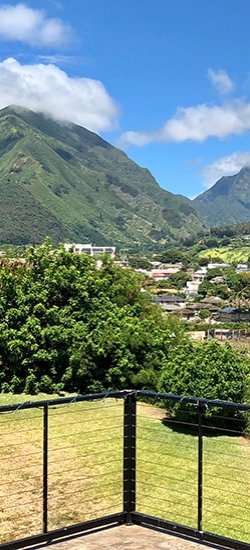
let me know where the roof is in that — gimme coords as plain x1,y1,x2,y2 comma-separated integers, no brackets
179,308,195,315
201,296,223,304
221,307,250,314
152,295,185,303
221,307,238,313
162,304,182,311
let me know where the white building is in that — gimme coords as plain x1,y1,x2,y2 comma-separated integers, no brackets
186,280,201,297
185,267,207,297
236,264,250,273
207,263,230,270
64,243,116,257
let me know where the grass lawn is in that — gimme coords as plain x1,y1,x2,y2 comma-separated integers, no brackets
0,394,249,545
137,404,250,543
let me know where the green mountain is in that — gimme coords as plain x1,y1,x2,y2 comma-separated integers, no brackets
193,167,250,227
0,106,204,247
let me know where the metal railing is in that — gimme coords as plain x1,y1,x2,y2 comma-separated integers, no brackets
0,390,250,550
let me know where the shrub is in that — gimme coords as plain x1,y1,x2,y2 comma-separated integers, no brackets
39,375,54,394
24,373,38,394
158,340,250,424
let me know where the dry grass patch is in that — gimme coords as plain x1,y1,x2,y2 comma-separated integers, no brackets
0,395,123,544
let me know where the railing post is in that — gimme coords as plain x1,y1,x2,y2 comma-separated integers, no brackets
43,403,48,533
123,392,136,524
197,402,203,534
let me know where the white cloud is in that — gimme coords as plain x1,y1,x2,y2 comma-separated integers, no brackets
0,3,71,47
201,152,250,188
207,68,234,95
0,58,119,132
37,54,78,64
119,99,250,147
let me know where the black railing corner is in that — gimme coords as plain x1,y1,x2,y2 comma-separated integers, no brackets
43,403,48,534
197,401,204,534
123,392,136,524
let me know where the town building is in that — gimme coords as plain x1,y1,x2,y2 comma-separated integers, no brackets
151,294,186,310
207,262,230,270
218,307,250,323
64,243,116,257
150,263,183,281
236,264,250,273
185,267,207,297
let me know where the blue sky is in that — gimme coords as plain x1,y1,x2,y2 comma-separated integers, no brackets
1,1,250,197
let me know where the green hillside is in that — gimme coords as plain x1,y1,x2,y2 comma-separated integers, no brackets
0,106,204,247
193,167,250,227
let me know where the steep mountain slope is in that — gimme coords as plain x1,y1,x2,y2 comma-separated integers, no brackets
193,167,250,227
0,106,204,246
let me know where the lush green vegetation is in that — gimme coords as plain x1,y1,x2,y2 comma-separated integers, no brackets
0,241,185,394
0,241,249,411
145,230,250,271
0,106,204,247
197,268,250,301
211,221,250,238
198,244,250,264
193,166,250,227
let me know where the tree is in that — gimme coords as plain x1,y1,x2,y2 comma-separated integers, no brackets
158,340,249,420
199,309,211,320
0,242,186,393
165,271,189,290
128,256,152,270
198,280,214,298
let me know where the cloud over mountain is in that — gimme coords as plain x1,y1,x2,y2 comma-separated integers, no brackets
201,151,250,188
0,58,119,132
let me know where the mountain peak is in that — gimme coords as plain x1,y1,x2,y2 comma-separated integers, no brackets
193,166,250,227
238,165,250,176
1,104,34,115
0,106,204,246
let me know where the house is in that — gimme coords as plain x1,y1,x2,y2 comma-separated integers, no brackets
193,267,207,279
185,267,207,297
218,307,250,322
190,330,206,341
160,304,183,313
236,264,250,273
200,296,223,305
210,276,225,284
150,263,182,281
64,243,116,257
151,294,186,310
207,263,230,270
177,308,198,320
185,280,201,297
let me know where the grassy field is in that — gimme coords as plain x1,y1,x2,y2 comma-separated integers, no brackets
198,244,250,263
0,394,249,545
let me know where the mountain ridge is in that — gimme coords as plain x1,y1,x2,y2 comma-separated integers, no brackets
0,105,204,247
192,166,250,227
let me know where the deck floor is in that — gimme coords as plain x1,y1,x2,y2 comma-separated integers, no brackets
42,525,214,549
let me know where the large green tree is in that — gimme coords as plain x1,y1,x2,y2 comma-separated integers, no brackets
0,242,184,393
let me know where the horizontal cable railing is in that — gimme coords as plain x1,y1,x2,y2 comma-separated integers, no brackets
0,390,249,550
